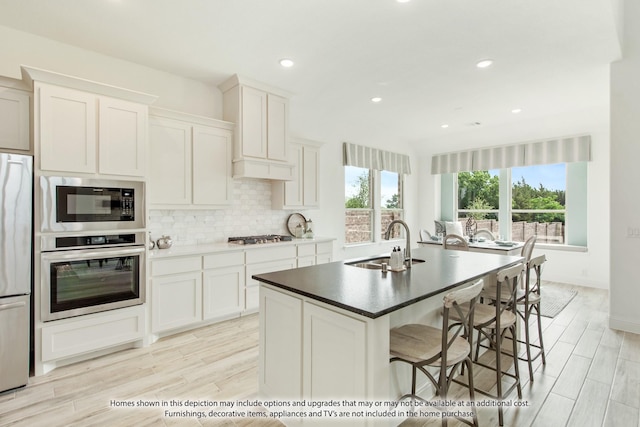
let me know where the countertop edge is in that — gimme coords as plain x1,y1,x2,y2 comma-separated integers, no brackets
148,236,336,259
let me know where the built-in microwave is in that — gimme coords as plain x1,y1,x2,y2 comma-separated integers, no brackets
40,177,144,232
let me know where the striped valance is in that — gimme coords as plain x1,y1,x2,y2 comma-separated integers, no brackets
431,134,591,174
343,142,412,175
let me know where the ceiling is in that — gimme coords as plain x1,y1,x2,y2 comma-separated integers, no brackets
0,0,622,150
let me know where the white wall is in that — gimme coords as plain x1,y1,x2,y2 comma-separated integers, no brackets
0,26,219,117
417,106,611,289
609,0,640,333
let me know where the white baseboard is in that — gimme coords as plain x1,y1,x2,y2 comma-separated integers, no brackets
608,315,640,334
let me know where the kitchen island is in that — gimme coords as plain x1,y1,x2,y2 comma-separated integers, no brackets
253,245,522,426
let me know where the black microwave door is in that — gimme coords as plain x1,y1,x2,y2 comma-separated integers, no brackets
56,186,132,222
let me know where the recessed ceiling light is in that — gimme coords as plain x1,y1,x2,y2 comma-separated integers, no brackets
371,97,382,103
476,59,493,69
397,0,411,3
441,124,449,129
512,108,522,114
279,58,294,68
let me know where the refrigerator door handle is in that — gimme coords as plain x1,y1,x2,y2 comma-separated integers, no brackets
0,301,27,311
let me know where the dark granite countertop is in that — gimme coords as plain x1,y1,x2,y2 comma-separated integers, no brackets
252,245,523,319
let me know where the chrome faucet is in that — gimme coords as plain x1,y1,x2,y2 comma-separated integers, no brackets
384,219,412,268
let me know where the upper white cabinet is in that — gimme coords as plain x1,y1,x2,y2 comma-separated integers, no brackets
148,108,234,208
38,83,97,173
219,74,294,181
98,97,147,176
24,66,156,177
272,138,322,209
0,85,30,152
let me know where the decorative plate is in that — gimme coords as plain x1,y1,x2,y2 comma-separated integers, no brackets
286,213,307,236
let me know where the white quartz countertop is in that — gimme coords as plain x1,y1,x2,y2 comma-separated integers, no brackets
148,236,335,259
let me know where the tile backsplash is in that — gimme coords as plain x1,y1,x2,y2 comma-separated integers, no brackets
148,179,291,246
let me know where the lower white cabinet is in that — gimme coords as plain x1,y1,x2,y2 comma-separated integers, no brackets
152,271,202,333
246,258,297,311
40,305,145,363
149,239,334,336
259,286,303,400
203,252,245,319
259,286,368,425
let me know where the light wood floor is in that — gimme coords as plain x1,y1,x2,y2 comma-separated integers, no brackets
1,282,638,427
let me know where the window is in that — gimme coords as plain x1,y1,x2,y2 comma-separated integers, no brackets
345,167,404,244
455,164,567,244
457,170,500,223
345,166,373,244
380,170,404,240
511,164,566,244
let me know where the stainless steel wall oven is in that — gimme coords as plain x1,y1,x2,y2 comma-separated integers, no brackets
40,176,144,232
40,232,146,321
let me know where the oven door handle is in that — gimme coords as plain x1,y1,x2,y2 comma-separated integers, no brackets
41,246,146,261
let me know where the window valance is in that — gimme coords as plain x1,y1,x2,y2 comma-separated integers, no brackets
343,142,412,175
430,134,591,174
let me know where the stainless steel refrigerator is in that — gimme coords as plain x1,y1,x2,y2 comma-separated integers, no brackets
0,153,32,393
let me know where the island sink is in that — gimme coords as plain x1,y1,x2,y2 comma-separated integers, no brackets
345,256,425,270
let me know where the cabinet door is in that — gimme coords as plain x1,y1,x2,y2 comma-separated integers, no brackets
302,145,320,207
266,93,288,161
245,258,297,311
151,272,202,333
148,117,192,205
303,302,366,401
203,265,245,320
0,87,30,151
259,287,302,400
98,97,147,177
241,86,267,159
38,83,97,173
283,143,303,207
192,125,233,206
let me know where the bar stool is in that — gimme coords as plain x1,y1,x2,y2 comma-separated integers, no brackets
521,235,537,263
516,254,547,381
443,234,469,251
390,279,483,427
453,263,524,426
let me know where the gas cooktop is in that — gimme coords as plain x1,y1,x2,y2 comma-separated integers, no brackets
228,234,293,245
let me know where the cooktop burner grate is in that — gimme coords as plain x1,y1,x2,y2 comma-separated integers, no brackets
228,234,293,244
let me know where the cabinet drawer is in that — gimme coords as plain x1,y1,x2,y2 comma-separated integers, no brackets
151,256,201,276
297,243,316,257
41,306,145,362
316,241,333,255
203,252,244,269
246,245,296,264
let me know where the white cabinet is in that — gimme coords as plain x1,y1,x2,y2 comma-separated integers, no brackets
203,252,245,320
297,243,316,268
98,97,147,176
149,117,191,205
316,241,334,265
219,74,294,180
36,82,148,176
272,139,322,209
0,86,30,151
38,83,97,173
148,110,234,208
150,250,247,333
259,286,303,400
245,245,297,312
151,256,202,333
303,302,366,402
